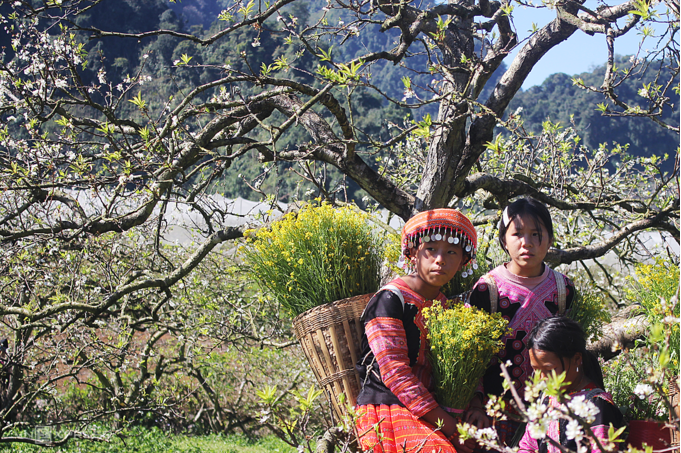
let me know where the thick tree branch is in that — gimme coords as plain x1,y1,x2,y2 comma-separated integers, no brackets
546,208,678,265
460,172,658,214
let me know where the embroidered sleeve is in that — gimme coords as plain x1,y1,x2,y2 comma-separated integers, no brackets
363,292,438,417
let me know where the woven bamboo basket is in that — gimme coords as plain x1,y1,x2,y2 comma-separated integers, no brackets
292,293,373,421
671,378,680,447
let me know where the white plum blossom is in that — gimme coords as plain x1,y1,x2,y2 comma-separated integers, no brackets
565,419,583,440
527,419,548,439
567,395,599,423
526,402,548,421
402,88,416,102
252,38,261,47
474,427,498,439
634,383,654,399
524,379,547,400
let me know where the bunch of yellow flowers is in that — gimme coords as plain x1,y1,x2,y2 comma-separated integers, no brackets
242,202,384,317
423,302,508,411
626,257,680,368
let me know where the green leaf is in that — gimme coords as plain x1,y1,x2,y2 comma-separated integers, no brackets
128,92,147,110
412,114,432,138
238,0,255,18
177,53,193,66
608,423,627,442
139,126,150,142
640,25,655,37
96,122,115,135
55,116,70,127
260,62,273,77
316,46,333,62
293,385,323,411
256,385,278,405
501,4,514,16
272,55,289,71
629,0,652,20
485,134,506,154
218,10,234,21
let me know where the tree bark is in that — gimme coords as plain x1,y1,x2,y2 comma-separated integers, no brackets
588,305,648,360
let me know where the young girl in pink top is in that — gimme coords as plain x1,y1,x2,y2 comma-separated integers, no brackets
465,198,575,444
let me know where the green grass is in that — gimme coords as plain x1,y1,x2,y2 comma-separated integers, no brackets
0,427,297,453
172,433,297,453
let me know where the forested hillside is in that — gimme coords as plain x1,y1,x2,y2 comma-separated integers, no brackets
120,2,680,173
166,0,680,157
11,0,672,201
509,61,679,162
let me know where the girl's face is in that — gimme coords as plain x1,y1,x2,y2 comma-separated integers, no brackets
529,348,582,393
503,213,551,277
410,239,464,295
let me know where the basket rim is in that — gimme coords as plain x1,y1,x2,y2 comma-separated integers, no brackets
292,292,374,324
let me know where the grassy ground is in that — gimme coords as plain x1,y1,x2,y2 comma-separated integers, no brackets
0,426,298,452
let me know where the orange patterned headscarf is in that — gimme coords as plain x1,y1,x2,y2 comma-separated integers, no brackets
401,208,478,277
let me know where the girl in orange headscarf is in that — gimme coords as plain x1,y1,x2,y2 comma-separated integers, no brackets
355,209,478,453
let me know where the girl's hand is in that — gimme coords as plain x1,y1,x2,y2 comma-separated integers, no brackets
449,433,476,453
463,395,491,429
422,407,475,453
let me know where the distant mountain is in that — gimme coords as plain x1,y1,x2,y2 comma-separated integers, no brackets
507,59,679,168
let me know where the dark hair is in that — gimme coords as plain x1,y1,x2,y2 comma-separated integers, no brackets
498,197,554,253
527,316,604,389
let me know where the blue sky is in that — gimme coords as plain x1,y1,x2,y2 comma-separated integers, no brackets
505,6,647,89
